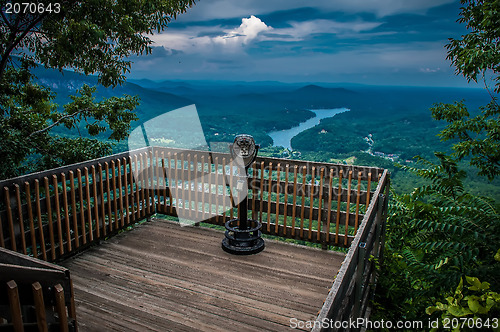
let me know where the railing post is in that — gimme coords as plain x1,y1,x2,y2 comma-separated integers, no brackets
353,242,367,319
373,194,385,260
379,180,390,263
367,188,390,319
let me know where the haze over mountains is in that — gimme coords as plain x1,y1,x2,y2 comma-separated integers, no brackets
35,66,490,153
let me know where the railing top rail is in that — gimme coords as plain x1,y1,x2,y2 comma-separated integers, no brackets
312,169,389,331
0,246,68,272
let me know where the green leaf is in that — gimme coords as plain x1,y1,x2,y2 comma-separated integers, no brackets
448,305,473,317
467,297,486,314
466,276,490,291
456,277,465,295
466,276,481,289
426,306,438,315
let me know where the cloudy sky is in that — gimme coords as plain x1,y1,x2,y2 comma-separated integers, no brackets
128,0,474,87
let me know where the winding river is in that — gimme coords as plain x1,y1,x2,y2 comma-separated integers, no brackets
268,108,350,150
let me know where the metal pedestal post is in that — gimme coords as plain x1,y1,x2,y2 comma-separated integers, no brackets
222,176,265,255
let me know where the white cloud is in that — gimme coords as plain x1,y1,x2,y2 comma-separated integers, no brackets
269,19,382,40
151,16,271,54
152,16,382,55
213,15,272,46
420,67,441,73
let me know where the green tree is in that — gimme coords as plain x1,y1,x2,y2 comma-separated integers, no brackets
373,0,500,324
374,154,500,321
0,0,195,179
431,0,499,180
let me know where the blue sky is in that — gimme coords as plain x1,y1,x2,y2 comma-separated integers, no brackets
128,0,475,88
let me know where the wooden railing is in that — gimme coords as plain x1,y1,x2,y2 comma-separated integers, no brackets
138,147,384,247
0,147,154,262
0,146,384,261
0,247,76,331
312,169,390,332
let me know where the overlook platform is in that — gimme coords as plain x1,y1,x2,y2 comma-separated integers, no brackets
63,220,345,331
0,146,389,331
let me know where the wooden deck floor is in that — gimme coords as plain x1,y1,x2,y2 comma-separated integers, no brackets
62,220,345,331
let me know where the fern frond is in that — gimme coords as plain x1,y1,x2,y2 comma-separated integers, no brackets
415,241,467,252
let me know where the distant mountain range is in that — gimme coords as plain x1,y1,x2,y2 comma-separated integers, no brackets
35,67,365,123
32,66,491,150
33,67,194,122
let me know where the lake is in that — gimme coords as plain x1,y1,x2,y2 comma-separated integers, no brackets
268,108,350,150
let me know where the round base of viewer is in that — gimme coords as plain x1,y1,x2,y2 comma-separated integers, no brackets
221,219,265,255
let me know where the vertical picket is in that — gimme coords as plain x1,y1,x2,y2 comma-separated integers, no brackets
34,180,47,260
122,158,130,226
84,167,93,241
91,165,99,240
68,172,79,249
117,160,124,228
111,160,119,230
24,182,38,257
14,184,27,254
266,162,273,233
283,164,290,235
344,170,353,246
291,166,298,237
326,168,334,243
274,163,281,234
317,168,324,242
98,164,107,237
308,167,315,241
52,175,64,256
299,166,307,239
335,170,343,245
355,171,362,233
43,178,55,260
76,170,85,245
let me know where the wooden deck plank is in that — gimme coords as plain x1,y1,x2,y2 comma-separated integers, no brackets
84,243,331,310
69,256,312,321
62,219,344,331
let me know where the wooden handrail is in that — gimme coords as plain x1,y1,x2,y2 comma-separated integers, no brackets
311,169,390,331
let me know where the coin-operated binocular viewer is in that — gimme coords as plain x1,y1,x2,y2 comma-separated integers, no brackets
222,134,265,255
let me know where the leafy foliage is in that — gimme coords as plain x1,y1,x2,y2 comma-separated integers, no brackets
373,153,500,321
426,276,500,331
446,0,500,93
0,61,138,178
0,0,196,179
431,98,499,180
431,0,500,180
0,0,196,86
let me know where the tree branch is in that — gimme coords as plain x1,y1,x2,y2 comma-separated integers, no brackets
28,109,88,138
482,73,499,108
0,10,13,30
0,12,49,80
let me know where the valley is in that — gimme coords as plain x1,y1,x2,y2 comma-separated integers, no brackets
35,67,499,199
